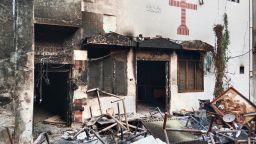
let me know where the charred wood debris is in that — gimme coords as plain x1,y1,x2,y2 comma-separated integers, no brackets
33,87,256,144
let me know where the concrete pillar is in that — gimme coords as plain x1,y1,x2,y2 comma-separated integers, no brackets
169,51,178,113
127,48,136,112
14,0,34,143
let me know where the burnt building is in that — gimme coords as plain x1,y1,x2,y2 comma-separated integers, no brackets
32,0,214,124
0,0,213,128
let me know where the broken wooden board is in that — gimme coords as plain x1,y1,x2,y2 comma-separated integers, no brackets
43,115,66,125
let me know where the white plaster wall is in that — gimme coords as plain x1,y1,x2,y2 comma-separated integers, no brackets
115,0,252,111
169,51,178,113
127,48,136,97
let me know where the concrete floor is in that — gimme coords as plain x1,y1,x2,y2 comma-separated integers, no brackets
33,107,54,124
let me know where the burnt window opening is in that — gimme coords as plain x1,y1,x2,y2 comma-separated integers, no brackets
178,52,204,93
88,48,111,59
240,65,245,74
35,24,78,43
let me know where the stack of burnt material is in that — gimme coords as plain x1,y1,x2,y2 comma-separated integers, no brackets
59,88,165,144
163,87,256,144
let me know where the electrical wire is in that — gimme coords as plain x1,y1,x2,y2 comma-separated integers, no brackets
88,53,111,61
228,49,253,59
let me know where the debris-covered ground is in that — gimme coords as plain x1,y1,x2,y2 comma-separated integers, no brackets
32,87,256,144
1,87,256,144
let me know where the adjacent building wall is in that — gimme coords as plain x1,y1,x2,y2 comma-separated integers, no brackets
0,0,34,142
0,0,15,101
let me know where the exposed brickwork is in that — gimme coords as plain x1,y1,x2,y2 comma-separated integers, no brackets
74,111,83,123
73,99,83,123
74,60,82,71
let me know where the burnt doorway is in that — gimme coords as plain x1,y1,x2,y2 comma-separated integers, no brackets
34,64,72,126
137,61,169,113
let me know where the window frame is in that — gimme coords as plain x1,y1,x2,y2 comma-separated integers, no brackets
178,58,204,93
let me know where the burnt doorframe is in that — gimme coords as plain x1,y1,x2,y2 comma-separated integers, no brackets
33,64,73,126
67,65,73,126
135,60,170,113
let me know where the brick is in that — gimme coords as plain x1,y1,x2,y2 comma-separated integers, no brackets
74,111,82,123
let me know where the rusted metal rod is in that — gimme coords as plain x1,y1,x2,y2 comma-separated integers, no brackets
163,112,170,144
121,122,144,131
106,114,127,130
111,98,125,103
89,106,93,118
86,88,98,93
98,123,117,133
122,99,129,131
111,98,129,131
165,128,207,134
163,112,168,129
117,130,130,137
96,90,103,115
216,130,247,133
90,129,106,144
86,88,103,115
100,89,123,98
216,132,235,141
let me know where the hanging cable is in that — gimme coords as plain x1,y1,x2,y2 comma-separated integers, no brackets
229,49,252,59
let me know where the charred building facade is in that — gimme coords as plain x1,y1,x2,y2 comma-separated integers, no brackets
32,0,213,125
1,1,252,137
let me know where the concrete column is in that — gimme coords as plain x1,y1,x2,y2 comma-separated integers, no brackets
14,0,34,143
169,51,178,113
127,48,136,112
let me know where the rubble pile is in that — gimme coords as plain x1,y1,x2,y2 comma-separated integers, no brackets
33,87,256,144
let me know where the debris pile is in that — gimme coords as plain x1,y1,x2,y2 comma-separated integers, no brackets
58,88,165,144
33,87,256,144
167,87,256,144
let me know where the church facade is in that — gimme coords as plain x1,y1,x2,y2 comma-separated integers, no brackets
70,0,253,121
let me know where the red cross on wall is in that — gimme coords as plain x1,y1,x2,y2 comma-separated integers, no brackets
169,0,197,35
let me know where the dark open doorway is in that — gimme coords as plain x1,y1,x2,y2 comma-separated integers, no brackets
34,64,72,126
136,61,169,113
